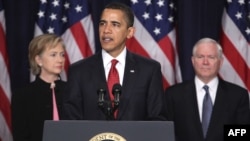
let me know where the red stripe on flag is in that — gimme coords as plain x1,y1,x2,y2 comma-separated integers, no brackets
0,9,13,141
0,85,11,131
126,37,150,58
162,76,170,89
70,22,93,57
158,36,175,66
126,37,170,88
64,52,70,75
158,36,179,87
0,24,8,68
221,31,250,91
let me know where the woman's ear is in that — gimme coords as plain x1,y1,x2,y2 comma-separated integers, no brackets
35,55,42,67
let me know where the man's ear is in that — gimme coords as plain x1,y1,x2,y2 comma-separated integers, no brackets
127,27,135,39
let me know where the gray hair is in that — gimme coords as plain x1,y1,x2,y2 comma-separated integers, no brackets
192,37,223,58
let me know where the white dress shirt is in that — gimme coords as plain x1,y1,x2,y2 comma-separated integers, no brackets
195,76,218,122
102,48,126,85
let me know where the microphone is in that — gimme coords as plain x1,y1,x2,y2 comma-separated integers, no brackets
97,88,106,107
112,83,122,106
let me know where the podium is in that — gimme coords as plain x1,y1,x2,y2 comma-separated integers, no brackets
42,120,175,141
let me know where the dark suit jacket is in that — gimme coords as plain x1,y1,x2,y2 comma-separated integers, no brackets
11,76,66,141
63,50,165,120
164,79,250,141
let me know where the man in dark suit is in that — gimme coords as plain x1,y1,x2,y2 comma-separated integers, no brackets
63,2,165,120
164,38,250,141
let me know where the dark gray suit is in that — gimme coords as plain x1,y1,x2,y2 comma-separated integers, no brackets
164,79,250,141
63,50,165,120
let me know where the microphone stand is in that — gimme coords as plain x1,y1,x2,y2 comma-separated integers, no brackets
97,84,121,121
112,83,122,118
98,100,115,120
97,89,115,120
106,101,114,120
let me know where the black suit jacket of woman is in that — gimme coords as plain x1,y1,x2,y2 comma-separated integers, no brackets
11,76,66,141
164,79,250,141
63,50,165,120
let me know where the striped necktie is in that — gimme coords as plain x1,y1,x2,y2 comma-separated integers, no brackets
202,85,213,137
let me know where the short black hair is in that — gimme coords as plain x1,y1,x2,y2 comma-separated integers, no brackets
104,2,134,27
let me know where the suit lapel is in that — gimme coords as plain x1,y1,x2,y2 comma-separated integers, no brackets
117,51,137,118
206,79,228,137
187,82,205,138
91,52,109,98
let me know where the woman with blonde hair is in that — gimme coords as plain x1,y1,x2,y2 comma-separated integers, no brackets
12,34,66,141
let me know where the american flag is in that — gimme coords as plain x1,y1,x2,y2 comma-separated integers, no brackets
0,0,13,140
220,0,250,93
127,0,182,88
34,0,95,80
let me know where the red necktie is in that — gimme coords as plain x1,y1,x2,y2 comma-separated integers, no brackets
51,82,59,121
107,59,119,118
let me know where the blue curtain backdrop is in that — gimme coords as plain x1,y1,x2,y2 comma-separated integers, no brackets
3,0,224,92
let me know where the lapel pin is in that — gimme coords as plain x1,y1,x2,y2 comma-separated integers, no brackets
130,70,135,73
